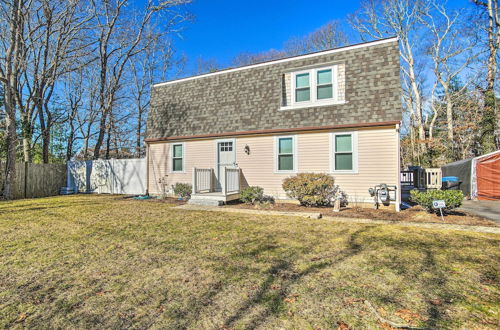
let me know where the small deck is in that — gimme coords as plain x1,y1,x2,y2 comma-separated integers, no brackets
401,167,442,202
189,167,241,206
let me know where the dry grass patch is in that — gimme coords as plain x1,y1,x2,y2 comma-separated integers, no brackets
0,195,498,329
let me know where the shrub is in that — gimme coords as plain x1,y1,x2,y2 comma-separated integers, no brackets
240,186,273,205
410,189,464,213
172,183,192,199
282,173,341,207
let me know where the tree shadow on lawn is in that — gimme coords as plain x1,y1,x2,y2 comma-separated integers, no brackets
216,227,498,329
220,227,370,329
357,231,499,328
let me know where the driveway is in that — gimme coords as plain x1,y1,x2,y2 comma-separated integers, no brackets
460,200,500,223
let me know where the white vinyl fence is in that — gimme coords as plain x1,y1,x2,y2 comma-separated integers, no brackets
68,158,146,195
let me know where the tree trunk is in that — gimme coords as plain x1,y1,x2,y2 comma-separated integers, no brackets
3,101,17,200
93,106,107,159
136,107,142,157
37,103,50,164
21,113,32,163
476,0,499,152
444,86,454,143
2,0,23,199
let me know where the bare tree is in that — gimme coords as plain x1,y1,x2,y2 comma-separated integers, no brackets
130,39,172,157
423,1,479,150
284,20,348,55
472,0,499,152
231,20,349,67
195,56,221,74
0,0,31,199
21,0,92,163
349,0,430,164
90,0,190,160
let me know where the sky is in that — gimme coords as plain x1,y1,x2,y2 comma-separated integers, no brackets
175,0,361,69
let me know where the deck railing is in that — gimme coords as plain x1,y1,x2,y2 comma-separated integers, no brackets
400,167,442,189
192,168,214,194
192,167,240,196
223,167,240,195
425,168,442,189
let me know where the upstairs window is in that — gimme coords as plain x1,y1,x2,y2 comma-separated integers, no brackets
292,66,336,106
295,73,310,102
317,69,333,99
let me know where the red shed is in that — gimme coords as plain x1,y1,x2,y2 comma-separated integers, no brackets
472,151,500,200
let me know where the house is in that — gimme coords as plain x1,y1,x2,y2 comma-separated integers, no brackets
145,37,402,209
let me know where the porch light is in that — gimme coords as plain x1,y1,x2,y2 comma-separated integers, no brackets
244,145,250,155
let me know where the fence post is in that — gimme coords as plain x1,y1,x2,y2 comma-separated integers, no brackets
192,167,197,195
222,167,227,196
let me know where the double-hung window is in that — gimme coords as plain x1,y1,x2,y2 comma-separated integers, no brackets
295,73,310,102
332,132,357,173
292,66,336,105
171,143,184,172
276,136,295,172
317,69,333,99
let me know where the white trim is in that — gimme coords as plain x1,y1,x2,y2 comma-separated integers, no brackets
279,100,347,111
291,65,337,107
274,135,298,174
153,38,398,87
169,142,186,173
214,138,237,189
329,131,358,174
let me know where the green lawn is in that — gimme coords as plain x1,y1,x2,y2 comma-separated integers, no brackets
0,195,498,329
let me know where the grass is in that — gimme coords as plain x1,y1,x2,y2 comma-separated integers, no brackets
0,195,498,329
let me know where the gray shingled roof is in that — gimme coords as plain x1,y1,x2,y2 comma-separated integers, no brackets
146,38,402,140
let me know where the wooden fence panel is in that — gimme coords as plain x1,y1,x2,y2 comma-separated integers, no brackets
0,162,66,199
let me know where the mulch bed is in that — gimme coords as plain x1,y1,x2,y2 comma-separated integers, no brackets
225,201,498,227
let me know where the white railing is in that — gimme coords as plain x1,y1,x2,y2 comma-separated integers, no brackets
425,168,442,189
193,167,240,196
400,167,442,189
192,168,213,194
223,167,240,195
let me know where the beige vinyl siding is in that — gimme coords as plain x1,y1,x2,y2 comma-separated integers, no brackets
334,127,399,203
147,126,399,203
148,139,215,194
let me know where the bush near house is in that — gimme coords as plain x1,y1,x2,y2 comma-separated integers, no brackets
282,173,346,207
240,186,264,204
410,189,464,213
172,183,192,199
240,186,275,205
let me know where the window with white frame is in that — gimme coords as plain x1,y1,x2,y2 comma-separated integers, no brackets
317,69,333,99
277,136,295,172
292,66,336,105
332,132,357,173
295,72,310,102
172,143,184,172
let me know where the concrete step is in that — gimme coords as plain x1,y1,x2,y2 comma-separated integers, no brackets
188,198,224,206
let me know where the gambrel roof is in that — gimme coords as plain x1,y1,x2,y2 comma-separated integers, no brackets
146,37,401,141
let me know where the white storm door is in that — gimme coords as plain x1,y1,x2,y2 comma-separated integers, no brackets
216,140,236,191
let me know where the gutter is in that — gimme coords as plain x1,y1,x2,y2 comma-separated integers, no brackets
144,120,401,143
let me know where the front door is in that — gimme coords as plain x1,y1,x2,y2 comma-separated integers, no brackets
216,140,236,191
